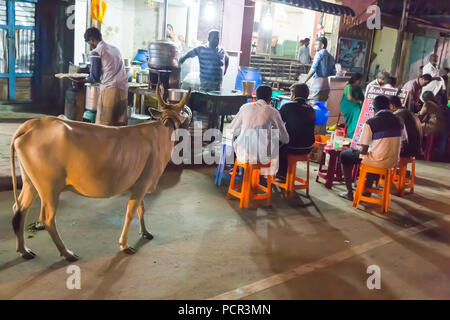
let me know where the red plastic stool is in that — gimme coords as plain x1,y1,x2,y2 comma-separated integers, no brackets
316,145,345,189
423,133,436,161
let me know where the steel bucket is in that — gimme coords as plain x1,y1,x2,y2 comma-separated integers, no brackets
242,81,256,97
85,83,100,111
168,89,188,103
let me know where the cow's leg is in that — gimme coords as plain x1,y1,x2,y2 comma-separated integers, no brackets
119,196,145,254
12,178,38,260
137,201,153,240
41,194,79,262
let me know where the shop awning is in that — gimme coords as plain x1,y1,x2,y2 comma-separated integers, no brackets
268,0,355,17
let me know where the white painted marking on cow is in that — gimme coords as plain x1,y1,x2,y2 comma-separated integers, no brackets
208,218,446,300
63,123,73,130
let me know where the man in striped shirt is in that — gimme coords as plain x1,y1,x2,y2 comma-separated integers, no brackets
179,30,229,92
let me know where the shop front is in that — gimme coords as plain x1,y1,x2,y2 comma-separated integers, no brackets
74,0,245,92
240,0,354,92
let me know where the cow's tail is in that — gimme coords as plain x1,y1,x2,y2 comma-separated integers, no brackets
10,126,26,216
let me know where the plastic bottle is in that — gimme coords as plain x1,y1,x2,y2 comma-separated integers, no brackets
334,129,345,150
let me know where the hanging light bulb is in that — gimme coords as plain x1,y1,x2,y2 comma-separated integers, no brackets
262,12,273,31
204,1,216,22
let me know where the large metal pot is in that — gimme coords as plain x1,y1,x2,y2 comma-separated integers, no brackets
147,41,179,69
85,83,100,111
168,89,188,103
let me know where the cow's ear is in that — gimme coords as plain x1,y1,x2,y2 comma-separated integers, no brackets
148,107,162,120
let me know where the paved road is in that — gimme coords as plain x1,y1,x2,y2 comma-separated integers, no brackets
0,163,449,299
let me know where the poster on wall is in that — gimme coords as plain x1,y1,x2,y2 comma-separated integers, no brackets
337,38,367,74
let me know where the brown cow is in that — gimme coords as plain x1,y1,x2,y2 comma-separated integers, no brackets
10,86,191,261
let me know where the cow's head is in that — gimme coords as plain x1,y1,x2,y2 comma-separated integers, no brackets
150,85,192,129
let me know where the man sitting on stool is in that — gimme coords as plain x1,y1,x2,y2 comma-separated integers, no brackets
339,95,407,201
276,83,316,182
230,85,289,165
389,95,422,158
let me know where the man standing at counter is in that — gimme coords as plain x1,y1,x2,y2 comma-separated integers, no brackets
84,27,128,126
302,37,336,102
179,30,229,92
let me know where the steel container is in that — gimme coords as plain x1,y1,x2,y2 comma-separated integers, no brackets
168,89,188,103
85,83,100,111
147,41,179,69
242,81,256,97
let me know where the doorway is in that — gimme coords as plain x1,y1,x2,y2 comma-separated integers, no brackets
0,0,37,101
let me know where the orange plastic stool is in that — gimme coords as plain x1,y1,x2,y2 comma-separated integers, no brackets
353,164,393,214
227,160,273,208
392,157,415,196
274,154,310,198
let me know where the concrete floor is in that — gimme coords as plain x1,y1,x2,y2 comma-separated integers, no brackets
0,160,449,300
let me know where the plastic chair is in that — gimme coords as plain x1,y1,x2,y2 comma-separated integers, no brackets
227,160,273,209
316,146,345,189
423,133,436,161
392,157,415,196
215,142,240,186
273,154,310,198
353,164,394,214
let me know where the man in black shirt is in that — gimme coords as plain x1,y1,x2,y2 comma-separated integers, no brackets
276,83,316,181
389,96,422,157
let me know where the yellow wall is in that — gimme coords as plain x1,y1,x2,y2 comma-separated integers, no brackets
369,27,398,78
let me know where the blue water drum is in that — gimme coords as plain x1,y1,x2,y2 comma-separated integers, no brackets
134,49,149,69
235,68,262,92
313,102,330,125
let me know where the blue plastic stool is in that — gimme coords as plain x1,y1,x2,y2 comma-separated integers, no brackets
215,142,242,186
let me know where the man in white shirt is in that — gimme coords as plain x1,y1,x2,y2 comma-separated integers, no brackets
367,71,390,89
298,38,311,65
421,54,446,99
230,85,289,165
83,27,128,126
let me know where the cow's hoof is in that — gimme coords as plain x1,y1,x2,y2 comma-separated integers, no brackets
21,248,36,260
27,221,45,232
62,249,79,262
141,232,154,240
65,254,79,262
122,247,136,255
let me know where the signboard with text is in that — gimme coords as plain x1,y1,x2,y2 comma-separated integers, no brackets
351,86,405,149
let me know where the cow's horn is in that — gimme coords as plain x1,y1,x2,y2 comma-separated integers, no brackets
156,84,169,109
175,88,192,110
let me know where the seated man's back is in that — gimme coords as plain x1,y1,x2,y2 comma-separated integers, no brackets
279,97,315,150
389,96,421,158
230,85,289,164
360,108,405,168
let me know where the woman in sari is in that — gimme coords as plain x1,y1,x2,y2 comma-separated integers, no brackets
340,73,364,138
